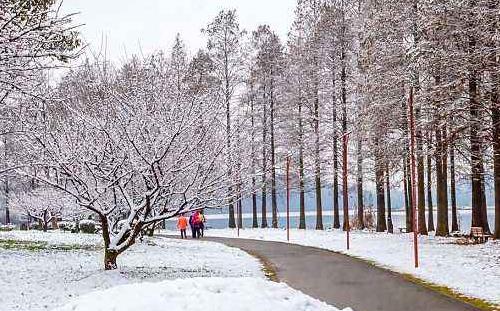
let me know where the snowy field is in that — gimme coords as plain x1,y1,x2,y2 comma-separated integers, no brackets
199,228,500,305
0,231,350,311
53,277,342,311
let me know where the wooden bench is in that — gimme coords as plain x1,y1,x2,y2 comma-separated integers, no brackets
398,227,408,233
470,227,491,243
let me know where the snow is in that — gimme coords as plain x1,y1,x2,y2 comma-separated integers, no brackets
53,277,350,311
202,228,500,304
0,230,102,247
0,232,263,311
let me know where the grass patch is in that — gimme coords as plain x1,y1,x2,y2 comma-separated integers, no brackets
401,273,500,311
245,249,279,282
0,239,100,252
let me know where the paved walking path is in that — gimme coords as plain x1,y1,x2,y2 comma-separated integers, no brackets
204,237,480,311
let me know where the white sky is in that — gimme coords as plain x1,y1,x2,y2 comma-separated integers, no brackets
61,0,297,63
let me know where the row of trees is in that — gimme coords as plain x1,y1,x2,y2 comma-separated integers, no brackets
1,0,499,269
216,0,499,239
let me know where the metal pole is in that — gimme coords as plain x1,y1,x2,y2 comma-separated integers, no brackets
343,133,350,250
286,156,290,242
409,87,419,268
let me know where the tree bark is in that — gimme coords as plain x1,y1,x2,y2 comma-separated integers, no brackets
299,97,306,230
270,79,278,229
104,249,118,270
426,132,435,231
375,141,386,232
403,158,411,231
332,63,341,229
251,89,258,228
416,111,427,235
488,0,500,239
314,78,323,230
386,163,393,233
450,139,459,232
252,190,258,228
261,85,268,228
357,137,364,229
435,126,449,236
340,4,348,232
468,0,490,234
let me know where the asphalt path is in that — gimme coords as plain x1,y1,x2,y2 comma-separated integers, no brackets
203,237,480,311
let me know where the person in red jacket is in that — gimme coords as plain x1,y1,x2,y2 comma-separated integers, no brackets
192,211,202,238
177,214,188,239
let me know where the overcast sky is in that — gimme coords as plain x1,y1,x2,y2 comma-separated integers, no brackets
61,0,296,63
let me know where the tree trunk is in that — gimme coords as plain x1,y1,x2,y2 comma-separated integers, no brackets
416,111,427,235
469,59,485,232
450,140,459,232
386,163,393,233
3,136,9,225
237,198,243,229
406,157,414,232
426,132,435,231
403,159,411,231
261,86,268,228
480,169,491,234
340,6,348,232
252,191,258,228
468,0,490,234
332,65,341,229
227,102,235,228
299,98,306,230
314,80,323,230
261,162,267,229
435,126,449,236
4,179,9,224
42,209,48,232
488,0,500,239
357,137,364,229
493,82,500,238
251,90,258,228
270,80,278,229
104,249,118,270
375,155,386,232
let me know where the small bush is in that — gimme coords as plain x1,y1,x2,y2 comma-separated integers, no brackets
79,220,98,234
350,205,376,230
57,221,77,232
0,224,15,232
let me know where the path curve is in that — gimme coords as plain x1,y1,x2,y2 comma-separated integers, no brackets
204,237,479,311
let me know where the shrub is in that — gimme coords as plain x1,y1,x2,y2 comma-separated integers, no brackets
79,220,99,234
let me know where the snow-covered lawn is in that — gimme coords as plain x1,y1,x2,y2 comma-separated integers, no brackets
0,231,350,311
0,231,262,311
202,228,500,305
53,277,345,311
0,230,102,248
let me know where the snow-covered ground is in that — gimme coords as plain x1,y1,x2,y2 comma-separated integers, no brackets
0,230,102,247
0,231,350,311
53,277,346,311
200,228,500,305
0,231,262,311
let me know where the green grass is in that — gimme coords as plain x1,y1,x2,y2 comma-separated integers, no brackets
0,239,100,252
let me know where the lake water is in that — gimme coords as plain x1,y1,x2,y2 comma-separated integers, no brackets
166,209,496,233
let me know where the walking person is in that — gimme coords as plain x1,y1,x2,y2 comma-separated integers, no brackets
199,210,206,237
193,210,202,238
189,213,196,238
177,214,188,239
